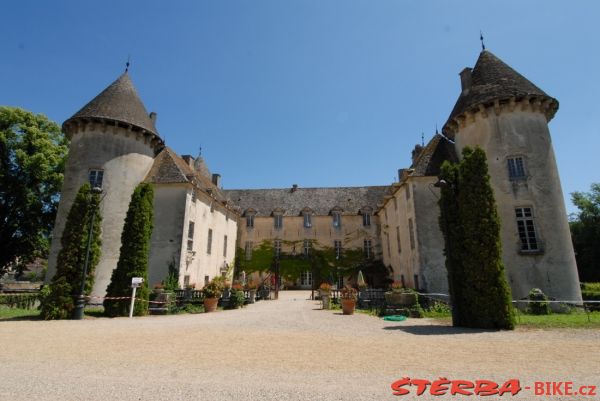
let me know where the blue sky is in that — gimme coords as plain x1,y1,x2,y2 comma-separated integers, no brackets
2,1,599,214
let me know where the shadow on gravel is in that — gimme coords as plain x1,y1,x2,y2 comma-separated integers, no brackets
383,324,495,335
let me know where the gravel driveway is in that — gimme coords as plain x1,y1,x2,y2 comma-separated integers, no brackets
1,291,599,400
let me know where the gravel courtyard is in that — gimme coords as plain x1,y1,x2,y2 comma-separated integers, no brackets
1,291,599,401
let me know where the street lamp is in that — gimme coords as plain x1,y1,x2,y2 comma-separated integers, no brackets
72,186,103,320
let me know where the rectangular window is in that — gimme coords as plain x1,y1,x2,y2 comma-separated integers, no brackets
385,233,391,257
393,197,398,211
300,271,313,287
332,212,342,229
396,226,402,253
400,274,406,288
274,239,282,257
303,239,311,257
334,240,343,259
303,213,312,228
246,215,254,228
337,274,344,289
362,212,371,227
223,235,227,257
245,241,253,260
204,275,210,286
207,228,213,254
413,274,420,290
187,221,195,251
507,157,526,180
406,186,411,200
274,214,283,229
515,207,539,251
183,275,190,288
363,239,372,259
88,169,104,189
408,218,415,250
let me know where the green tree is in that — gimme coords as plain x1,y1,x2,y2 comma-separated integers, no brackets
39,183,102,319
570,183,600,282
439,147,515,330
0,107,68,277
104,183,154,317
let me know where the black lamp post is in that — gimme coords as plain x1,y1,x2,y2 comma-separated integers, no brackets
274,253,280,300
72,186,103,320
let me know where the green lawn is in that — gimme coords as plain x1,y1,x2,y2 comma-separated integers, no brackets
0,306,41,320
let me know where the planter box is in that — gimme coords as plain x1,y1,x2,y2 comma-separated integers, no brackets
385,292,417,307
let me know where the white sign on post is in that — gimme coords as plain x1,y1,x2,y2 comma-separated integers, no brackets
129,277,144,318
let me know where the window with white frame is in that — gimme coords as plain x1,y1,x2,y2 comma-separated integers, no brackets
332,211,342,229
246,214,254,228
88,169,104,189
274,239,282,257
207,229,213,254
187,221,195,251
515,207,539,251
361,207,372,227
363,239,373,259
303,239,311,257
274,214,283,229
334,240,343,259
507,156,526,180
300,270,313,286
303,211,312,228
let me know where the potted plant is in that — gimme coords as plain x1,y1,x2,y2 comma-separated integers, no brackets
319,282,332,310
245,280,257,304
340,286,358,315
201,279,223,312
228,282,246,309
153,283,165,294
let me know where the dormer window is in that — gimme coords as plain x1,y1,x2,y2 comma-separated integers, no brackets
245,209,256,229
331,207,343,229
360,207,373,227
272,208,284,230
301,208,313,228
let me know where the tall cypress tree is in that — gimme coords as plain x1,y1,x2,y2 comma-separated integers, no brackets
438,147,515,330
104,183,154,317
40,183,102,319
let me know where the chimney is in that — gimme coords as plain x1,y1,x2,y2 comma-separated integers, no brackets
211,173,221,188
149,112,157,125
398,169,405,182
181,155,194,168
411,144,424,166
459,68,472,93
291,184,298,192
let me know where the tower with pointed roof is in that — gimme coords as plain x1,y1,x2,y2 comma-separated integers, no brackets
442,50,581,301
47,72,165,299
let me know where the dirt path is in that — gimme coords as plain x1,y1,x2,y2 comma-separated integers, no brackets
1,291,598,400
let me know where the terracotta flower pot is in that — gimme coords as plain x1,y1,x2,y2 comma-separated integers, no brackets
203,297,218,312
341,299,356,315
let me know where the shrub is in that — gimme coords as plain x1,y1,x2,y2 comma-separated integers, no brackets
202,279,224,299
526,288,550,315
581,282,600,312
40,184,102,320
228,290,245,309
104,183,154,317
340,286,357,300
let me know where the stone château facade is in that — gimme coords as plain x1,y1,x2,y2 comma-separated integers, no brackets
47,49,582,302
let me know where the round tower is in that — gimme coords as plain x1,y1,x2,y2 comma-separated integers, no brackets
47,72,164,300
442,50,581,302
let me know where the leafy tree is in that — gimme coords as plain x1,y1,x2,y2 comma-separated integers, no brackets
104,183,154,317
438,147,515,330
570,183,600,282
0,107,68,277
39,183,102,319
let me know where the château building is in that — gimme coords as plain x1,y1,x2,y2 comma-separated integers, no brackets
46,49,582,302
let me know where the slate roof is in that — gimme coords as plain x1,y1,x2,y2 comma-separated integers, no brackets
223,186,389,216
410,134,458,177
443,50,557,137
145,147,227,202
63,72,160,137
